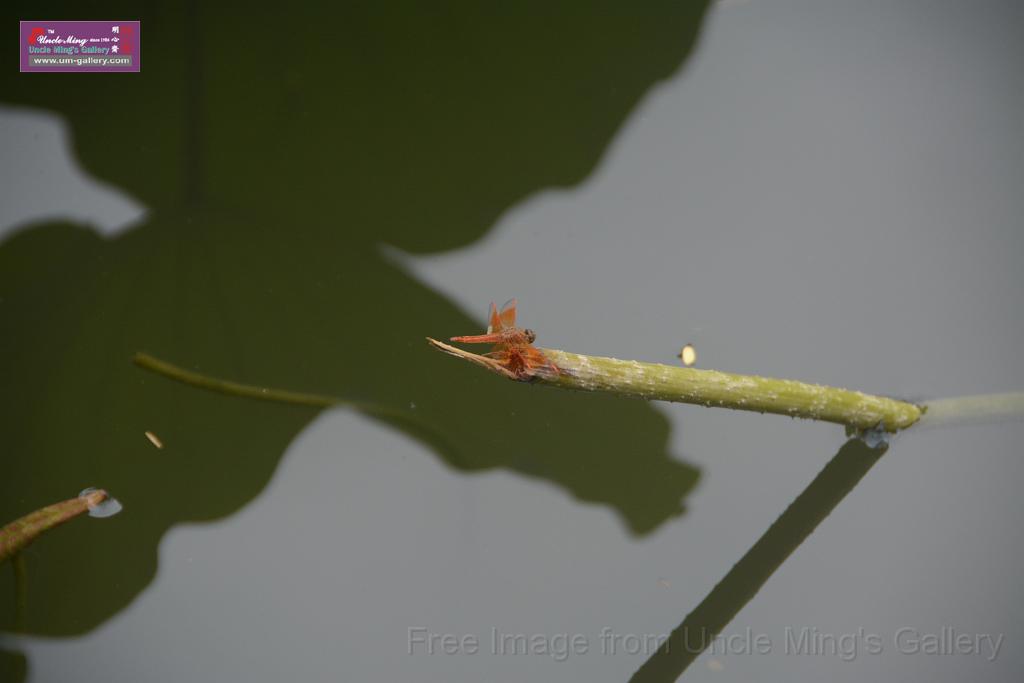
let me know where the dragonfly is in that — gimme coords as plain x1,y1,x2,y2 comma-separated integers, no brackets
450,299,559,379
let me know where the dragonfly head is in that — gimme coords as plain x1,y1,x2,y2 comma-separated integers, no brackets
524,329,537,343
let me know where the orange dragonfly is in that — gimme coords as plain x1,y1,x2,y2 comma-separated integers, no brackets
450,299,559,380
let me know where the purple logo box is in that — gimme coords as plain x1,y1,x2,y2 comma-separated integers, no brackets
20,21,140,72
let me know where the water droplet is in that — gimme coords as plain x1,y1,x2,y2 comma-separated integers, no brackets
857,426,889,449
78,487,124,518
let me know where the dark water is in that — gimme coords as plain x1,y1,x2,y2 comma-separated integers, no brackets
2,1,1022,681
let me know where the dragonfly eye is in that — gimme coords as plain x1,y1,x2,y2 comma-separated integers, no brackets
524,329,536,343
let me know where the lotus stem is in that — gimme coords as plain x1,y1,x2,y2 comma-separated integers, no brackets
131,352,457,455
630,438,887,681
13,553,28,631
0,490,109,564
427,339,923,432
917,392,1024,428
133,352,341,408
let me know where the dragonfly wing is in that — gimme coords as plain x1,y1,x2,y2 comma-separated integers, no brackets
486,302,502,334
498,298,517,329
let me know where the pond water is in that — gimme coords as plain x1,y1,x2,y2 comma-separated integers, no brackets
2,1,1022,682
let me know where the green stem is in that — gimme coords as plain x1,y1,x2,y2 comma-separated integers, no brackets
13,553,27,631
132,352,459,457
427,339,922,432
630,439,886,681
918,392,1024,428
133,352,342,408
0,490,107,564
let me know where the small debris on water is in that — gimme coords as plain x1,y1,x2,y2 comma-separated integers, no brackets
678,344,697,367
145,430,164,449
656,577,671,589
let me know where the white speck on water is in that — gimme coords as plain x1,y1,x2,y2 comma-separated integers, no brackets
679,344,697,367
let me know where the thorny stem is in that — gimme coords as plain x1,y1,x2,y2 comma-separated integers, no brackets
428,339,922,432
